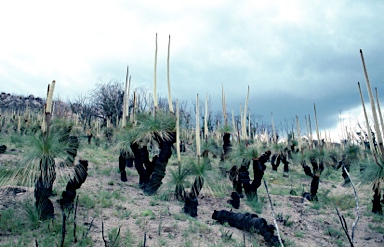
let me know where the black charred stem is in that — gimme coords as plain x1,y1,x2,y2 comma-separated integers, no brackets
310,174,320,201
59,160,88,212
372,186,383,214
271,154,280,171
222,132,231,160
301,160,313,177
119,151,128,182
144,132,176,195
34,157,55,220
248,151,271,199
212,210,281,246
130,143,151,188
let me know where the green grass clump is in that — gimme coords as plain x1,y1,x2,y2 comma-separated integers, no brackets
246,196,266,214
0,208,25,234
368,223,384,234
79,194,96,209
141,209,156,219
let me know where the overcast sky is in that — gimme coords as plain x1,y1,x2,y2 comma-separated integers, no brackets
1,0,383,140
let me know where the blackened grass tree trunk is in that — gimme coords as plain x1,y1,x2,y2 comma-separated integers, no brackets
212,210,282,246
59,160,88,211
144,132,176,195
338,145,360,185
65,135,79,166
128,111,176,194
228,142,261,199
183,158,210,217
249,151,271,200
117,123,136,182
130,143,152,188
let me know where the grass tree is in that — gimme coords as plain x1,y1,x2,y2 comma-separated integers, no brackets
168,99,190,201
127,34,177,195
1,81,79,219
129,111,176,195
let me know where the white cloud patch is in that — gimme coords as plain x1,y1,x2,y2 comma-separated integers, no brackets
0,0,383,135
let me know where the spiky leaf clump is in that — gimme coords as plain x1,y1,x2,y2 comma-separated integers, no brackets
219,124,234,134
229,142,259,169
190,159,211,198
0,124,76,187
128,111,176,144
360,158,384,185
168,163,192,200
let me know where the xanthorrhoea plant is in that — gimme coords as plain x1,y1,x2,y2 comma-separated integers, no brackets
128,111,176,195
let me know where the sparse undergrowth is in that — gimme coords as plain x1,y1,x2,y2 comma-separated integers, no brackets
0,138,383,247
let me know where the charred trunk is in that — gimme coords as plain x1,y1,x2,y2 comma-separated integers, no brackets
131,143,150,188
301,160,313,177
222,132,231,159
229,165,238,189
281,154,289,173
0,144,6,153
34,157,56,220
119,151,128,182
271,154,280,171
175,184,185,201
236,165,251,197
372,186,383,214
144,132,176,195
184,193,198,217
66,136,79,166
227,191,240,209
310,175,320,201
212,210,281,246
59,160,88,211
249,151,271,199
310,158,319,173
191,175,204,198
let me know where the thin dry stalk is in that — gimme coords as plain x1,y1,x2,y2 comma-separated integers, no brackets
143,232,147,247
360,49,383,153
102,221,108,247
167,35,174,113
73,195,79,243
111,227,121,247
176,99,181,162
358,82,375,154
60,212,67,247
153,33,158,109
313,103,321,147
204,93,208,139
375,88,384,144
263,178,284,247
296,116,302,151
271,113,277,144
242,86,250,140
335,207,354,247
222,84,227,125
122,66,129,128
196,94,201,157
80,216,95,243
305,115,312,150
343,167,360,242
